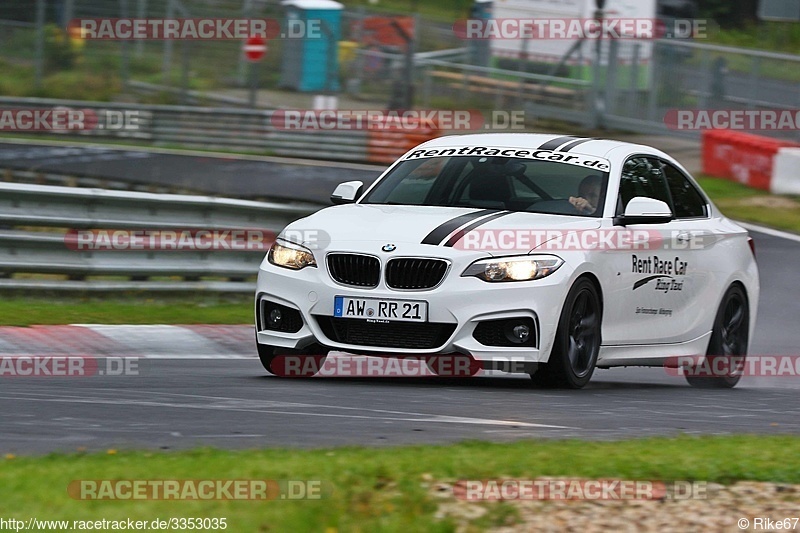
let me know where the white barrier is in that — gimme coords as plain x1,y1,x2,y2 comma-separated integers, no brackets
771,147,800,195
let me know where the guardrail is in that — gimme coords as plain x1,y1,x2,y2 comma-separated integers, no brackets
0,182,321,293
0,96,442,164
0,167,194,195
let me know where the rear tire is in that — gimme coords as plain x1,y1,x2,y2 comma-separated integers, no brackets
686,284,748,389
531,278,601,389
256,343,328,377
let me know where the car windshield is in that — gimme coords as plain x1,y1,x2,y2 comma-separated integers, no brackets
360,155,609,217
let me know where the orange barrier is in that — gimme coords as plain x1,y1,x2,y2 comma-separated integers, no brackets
355,16,415,48
366,118,442,165
702,129,799,191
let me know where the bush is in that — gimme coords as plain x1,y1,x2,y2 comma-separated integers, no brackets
44,24,77,71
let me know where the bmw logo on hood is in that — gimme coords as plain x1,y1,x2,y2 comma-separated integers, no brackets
381,243,397,252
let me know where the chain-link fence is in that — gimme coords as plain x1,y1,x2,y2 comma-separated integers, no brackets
1,0,288,103
0,0,462,107
1,1,798,140
408,37,800,141
602,39,800,141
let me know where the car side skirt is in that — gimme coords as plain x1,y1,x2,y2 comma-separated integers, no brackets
596,331,712,368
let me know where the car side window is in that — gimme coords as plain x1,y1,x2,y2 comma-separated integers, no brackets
617,156,671,214
661,162,708,218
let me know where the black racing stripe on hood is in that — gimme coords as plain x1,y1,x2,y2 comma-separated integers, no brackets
558,137,594,152
537,136,582,151
443,211,513,247
421,209,498,245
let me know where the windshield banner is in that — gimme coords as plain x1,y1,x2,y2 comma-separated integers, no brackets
402,146,610,171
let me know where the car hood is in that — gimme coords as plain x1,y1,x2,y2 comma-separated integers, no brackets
282,204,602,255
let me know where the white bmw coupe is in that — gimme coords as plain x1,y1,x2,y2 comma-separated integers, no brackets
255,134,759,388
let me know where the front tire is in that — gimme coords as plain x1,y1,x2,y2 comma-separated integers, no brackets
531,278,601,389
686,284,749,389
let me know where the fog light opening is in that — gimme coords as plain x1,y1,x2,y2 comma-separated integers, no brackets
508,323,531,344
268,308,282,328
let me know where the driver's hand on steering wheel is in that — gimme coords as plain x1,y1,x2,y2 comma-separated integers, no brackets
569,196,595,214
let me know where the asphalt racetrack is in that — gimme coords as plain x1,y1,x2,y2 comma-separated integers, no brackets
0,228,798,455
0,140,798,453
0,141,381,204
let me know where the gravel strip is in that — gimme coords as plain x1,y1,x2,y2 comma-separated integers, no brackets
430,478,800,532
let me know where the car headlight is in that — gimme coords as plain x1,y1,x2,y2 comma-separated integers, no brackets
268,239,317,270
462,255,563,282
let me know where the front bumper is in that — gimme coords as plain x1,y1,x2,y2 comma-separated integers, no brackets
255,253,574,364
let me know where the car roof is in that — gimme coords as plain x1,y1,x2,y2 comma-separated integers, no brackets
416,133,663,160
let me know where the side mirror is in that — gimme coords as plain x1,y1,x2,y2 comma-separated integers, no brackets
614,197,672,226
330,181,363,205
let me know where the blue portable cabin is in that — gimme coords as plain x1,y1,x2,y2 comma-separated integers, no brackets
280,0,343,92
468,0,493,67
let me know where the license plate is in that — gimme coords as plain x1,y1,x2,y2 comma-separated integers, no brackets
333,296,428,322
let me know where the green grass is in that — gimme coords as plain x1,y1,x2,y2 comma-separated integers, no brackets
0,41,233,102
708,22,800,55
697,175,800,233
1,435,799,530
697,51,800,84
0,57,121,101
0,297,252,326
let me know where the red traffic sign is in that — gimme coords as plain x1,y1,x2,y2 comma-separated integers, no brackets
244,36,267,62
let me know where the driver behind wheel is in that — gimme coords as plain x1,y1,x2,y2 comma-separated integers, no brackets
569,175,602,215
